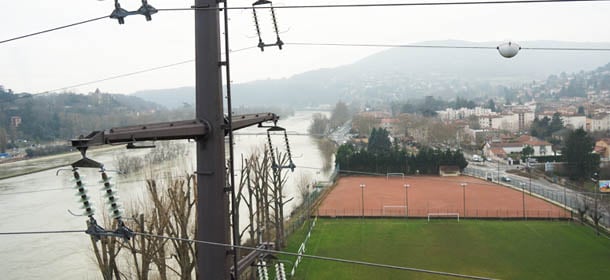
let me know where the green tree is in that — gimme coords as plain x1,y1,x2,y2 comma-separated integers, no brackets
0,127,7,153
562,128,598,180
367,128,391,155
521,145,534,159
549,112,564,134
530,116,551,139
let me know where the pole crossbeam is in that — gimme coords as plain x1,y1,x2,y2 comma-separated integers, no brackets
69,113,278,149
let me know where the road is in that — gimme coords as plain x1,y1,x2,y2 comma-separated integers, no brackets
464,161,610,228
328,120,352,145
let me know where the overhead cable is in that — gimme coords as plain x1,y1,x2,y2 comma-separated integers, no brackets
40,46,257,93
41,59,194,94
158,0,610,11
0,228,495,278
286,42,610,52
0,16,108,45
133,231,496,280
3,1,609,45
0,229,84,235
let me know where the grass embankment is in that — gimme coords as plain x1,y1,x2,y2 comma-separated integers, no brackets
284,219,610,280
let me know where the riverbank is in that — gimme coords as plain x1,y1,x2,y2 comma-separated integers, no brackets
0,145,124,180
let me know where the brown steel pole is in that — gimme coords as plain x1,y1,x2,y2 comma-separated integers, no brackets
461,183,467,218
195,0,229,279
404,183,410,219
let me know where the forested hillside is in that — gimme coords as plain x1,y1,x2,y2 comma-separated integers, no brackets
0,87,190,152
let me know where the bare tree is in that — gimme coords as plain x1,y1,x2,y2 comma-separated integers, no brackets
590,192,604,236
296,173,313,210
576,193,590,225
262,150,291,249
165,174,197,280
89,219,122,280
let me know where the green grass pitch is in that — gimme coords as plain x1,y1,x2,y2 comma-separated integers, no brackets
283,219,610,280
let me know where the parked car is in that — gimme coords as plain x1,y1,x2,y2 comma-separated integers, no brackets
500,176,511,182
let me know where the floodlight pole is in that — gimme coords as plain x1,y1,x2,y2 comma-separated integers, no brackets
404,183,410,219
497,159,500,183
195,0,229,278
527,163,532,195
460,183,467,218
360,183,366,218
520,182,526,220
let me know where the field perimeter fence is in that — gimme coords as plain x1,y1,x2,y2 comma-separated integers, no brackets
315,208,570,219
285,165,339,238
463,167,610,228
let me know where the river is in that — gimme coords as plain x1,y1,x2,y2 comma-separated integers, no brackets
0,110,332,279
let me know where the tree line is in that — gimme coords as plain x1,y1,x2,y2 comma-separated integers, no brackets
336,128,468,174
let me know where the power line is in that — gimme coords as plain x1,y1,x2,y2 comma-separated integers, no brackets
286,42,610,52
0,16,108,45
159,0,610,11
133,231,496,280
2,1,609,46
41,59,194,94
0,227,496,278
0,229,84,235
40,46,257,93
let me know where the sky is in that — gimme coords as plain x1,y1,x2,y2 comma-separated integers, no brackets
1,0,610,94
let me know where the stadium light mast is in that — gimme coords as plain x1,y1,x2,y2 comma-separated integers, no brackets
520,182,526,220
460,183,467,218
404,183,410,219
360,183,366,218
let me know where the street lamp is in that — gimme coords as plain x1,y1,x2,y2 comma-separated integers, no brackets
360,183,366,219
404,183,410,219
460,183,467,218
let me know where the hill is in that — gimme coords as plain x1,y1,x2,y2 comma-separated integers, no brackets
0,89,165,146
131,40,610,108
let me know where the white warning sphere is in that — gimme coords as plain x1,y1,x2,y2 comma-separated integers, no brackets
497,41,521,58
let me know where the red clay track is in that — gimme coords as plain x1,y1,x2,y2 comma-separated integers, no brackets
317,175,570,218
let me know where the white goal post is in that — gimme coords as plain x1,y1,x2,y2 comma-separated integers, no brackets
382,205,407,215
386,172,405,180
427,213,460,222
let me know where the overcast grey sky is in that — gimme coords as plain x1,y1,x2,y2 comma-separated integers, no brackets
1,0,609,94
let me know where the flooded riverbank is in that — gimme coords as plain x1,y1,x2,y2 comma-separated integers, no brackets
0,111,334,279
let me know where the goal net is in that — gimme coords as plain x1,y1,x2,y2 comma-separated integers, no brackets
382,205,407,216
427,212,460,222
386,172,405,180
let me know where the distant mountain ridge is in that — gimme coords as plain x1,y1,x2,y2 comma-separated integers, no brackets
131,40,610,108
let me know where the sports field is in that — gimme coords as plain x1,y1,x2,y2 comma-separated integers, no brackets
318,176,569,218
285,219,610,280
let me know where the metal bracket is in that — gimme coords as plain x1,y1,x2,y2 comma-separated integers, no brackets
86,217,134,242
109,0,158,24
126,142,156,149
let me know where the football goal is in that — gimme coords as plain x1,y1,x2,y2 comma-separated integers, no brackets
427,212,460,222
386,172,405,180
382,205,407,216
